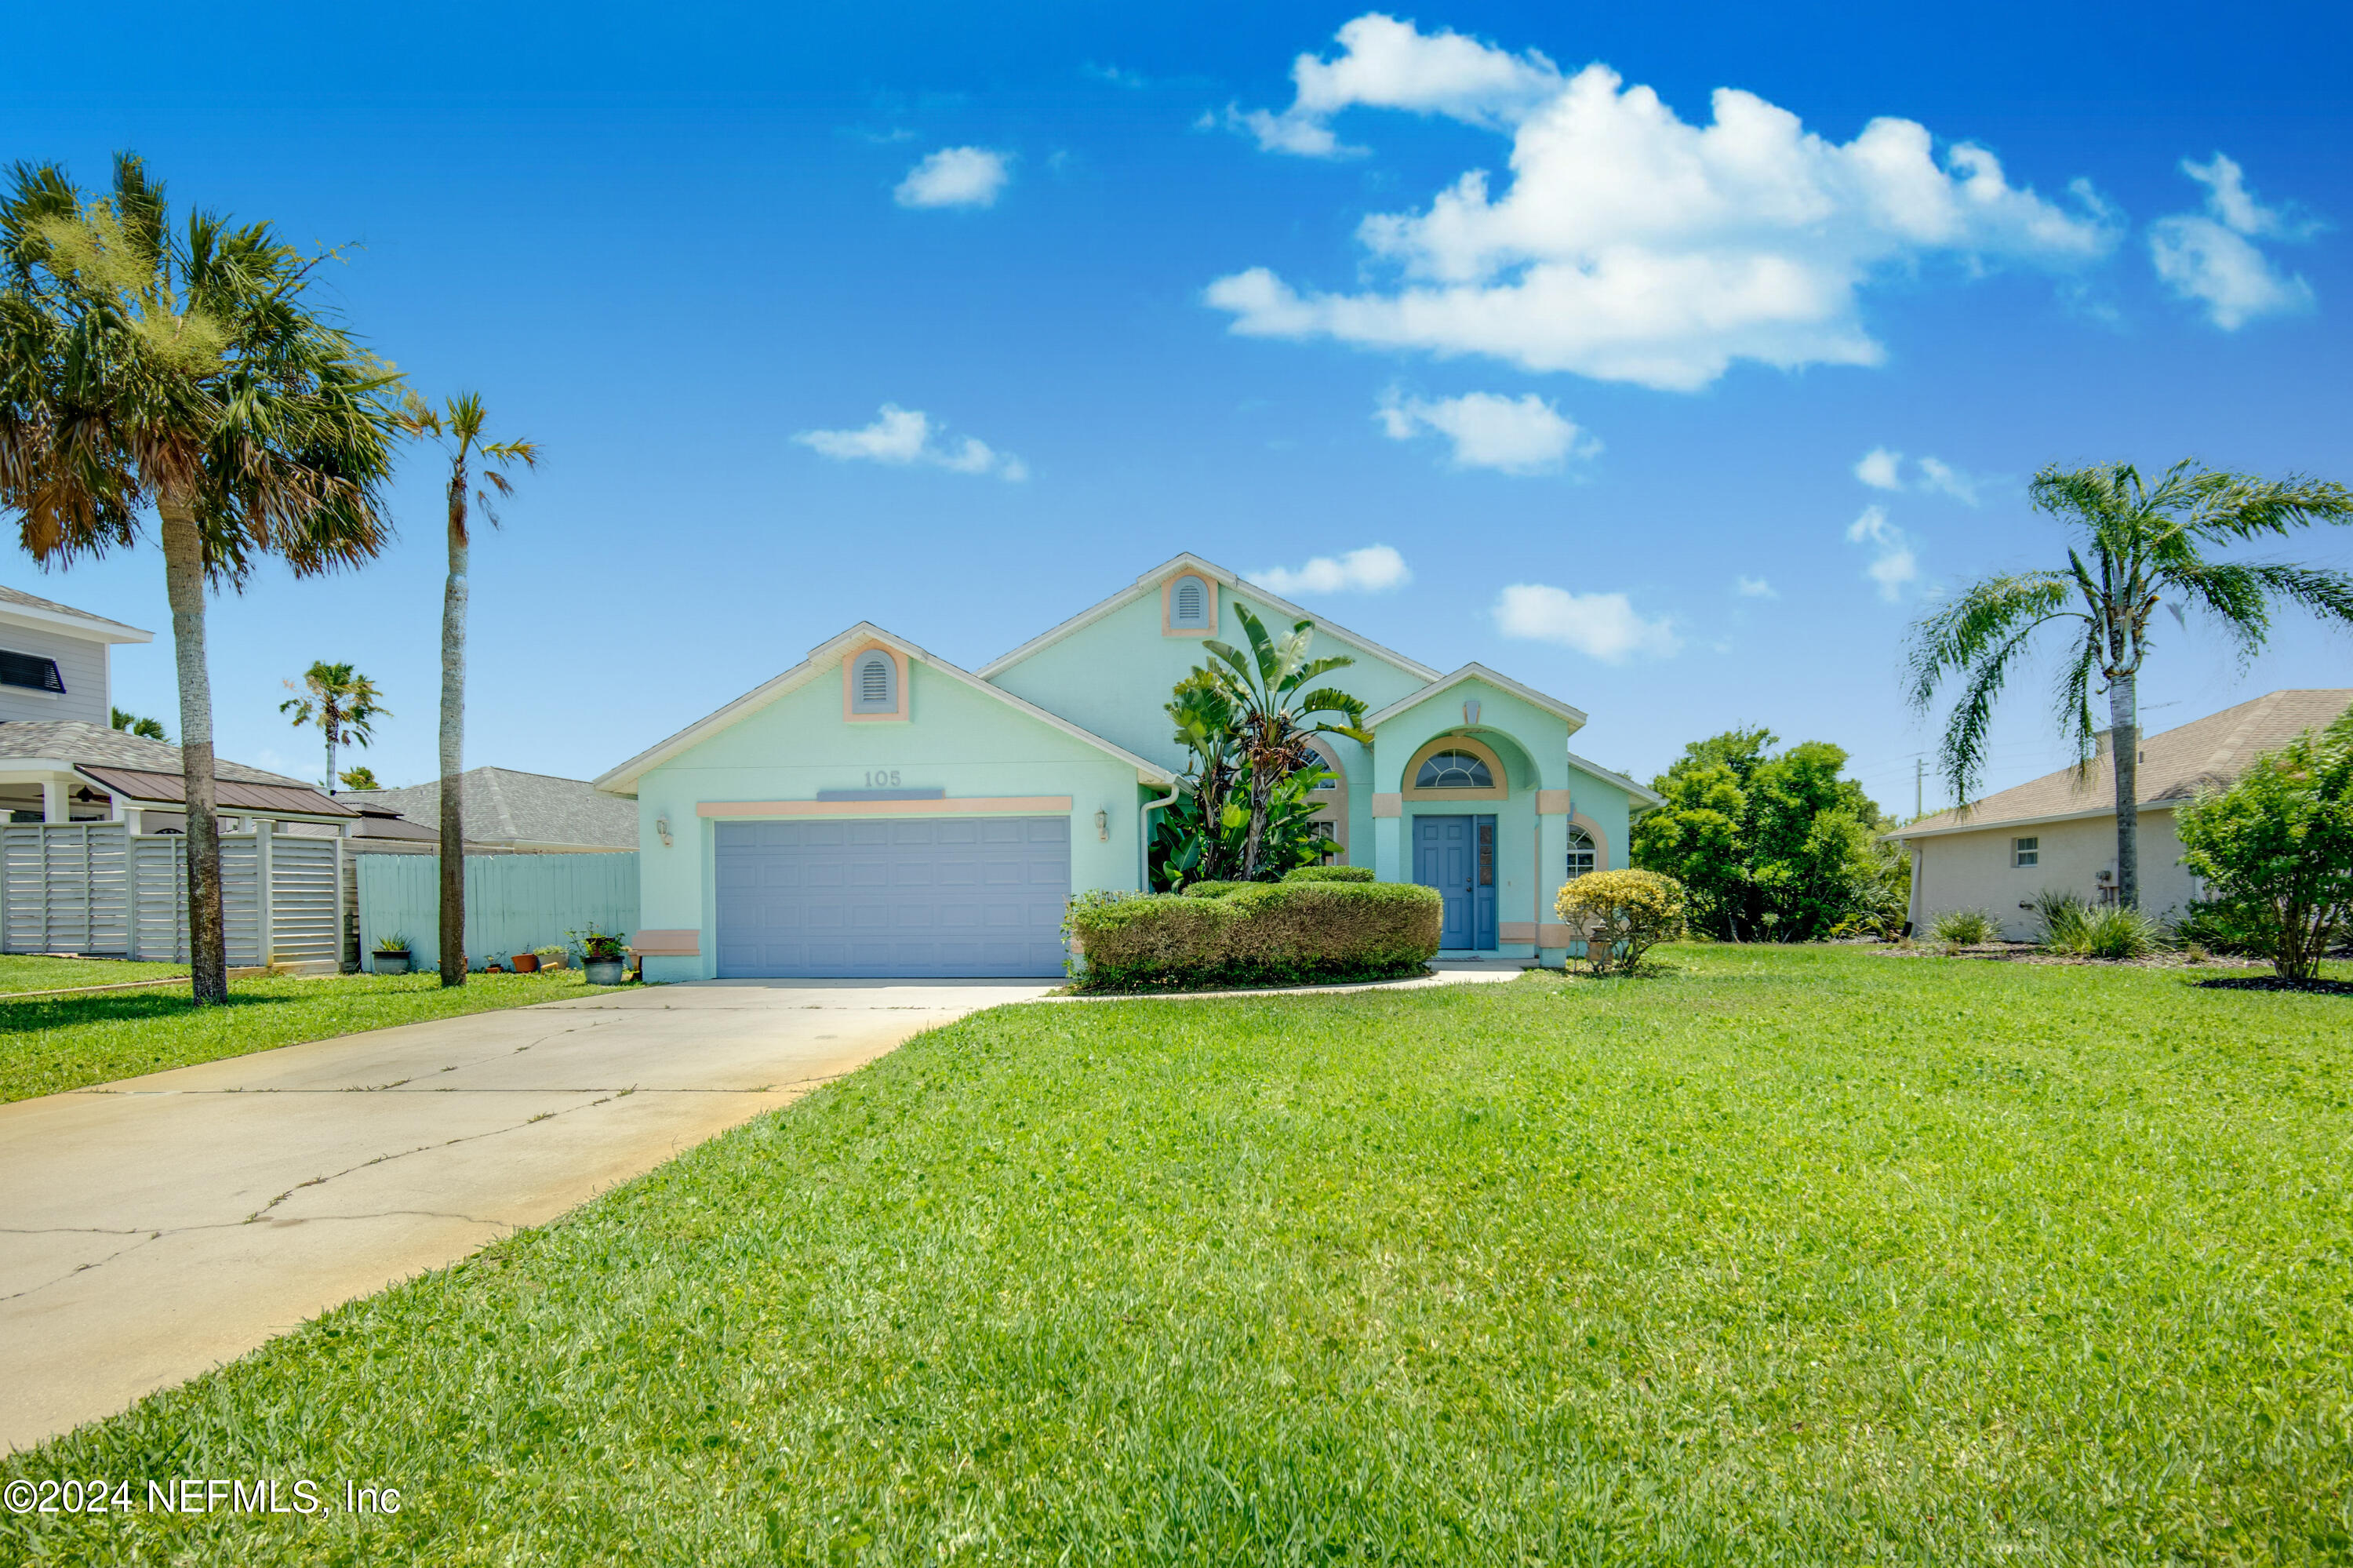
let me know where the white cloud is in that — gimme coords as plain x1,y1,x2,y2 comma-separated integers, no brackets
1226,13,1563,157
1376,390,1595,474
1208,16,2116,391
1853,447,1979,504
1846,504,1918,601
793,405,1027,481
1915,456,1978,505
893,147,1012,209
1855,446,1904,491
1248,544,1412,596
1493,583,1679,662
1734,575,1777,598
2149,154,2317,329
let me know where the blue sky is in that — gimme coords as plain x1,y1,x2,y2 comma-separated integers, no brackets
5,0,2348,813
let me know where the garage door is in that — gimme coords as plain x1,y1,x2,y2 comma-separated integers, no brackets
714,817,1071,978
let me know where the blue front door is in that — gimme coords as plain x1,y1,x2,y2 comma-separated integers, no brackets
1413,814,1497,950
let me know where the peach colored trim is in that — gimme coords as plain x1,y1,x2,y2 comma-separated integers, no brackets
842,642,909,723
1567,809,1611,872
628,928,700,956
1500,921,1536,943
697,795,1072,819
1160,572,1217,637
1539,922,1578,947
1402,734,1507,799
1535,788,1572,815
1371,793,1402,819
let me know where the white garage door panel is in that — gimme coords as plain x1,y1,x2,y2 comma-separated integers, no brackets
715,817,1071,977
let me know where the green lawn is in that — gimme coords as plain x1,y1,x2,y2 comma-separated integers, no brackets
0,969,593,1103
0,953,187,995
6,946,2351,1563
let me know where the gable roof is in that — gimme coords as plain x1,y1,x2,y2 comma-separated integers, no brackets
0,585,153,643
1362,662,1589,733
343,766,638,849
974,553,1442,686
0,719,307,785
1565,749,1666,809
594,622,1178,795
1889,688,2353,839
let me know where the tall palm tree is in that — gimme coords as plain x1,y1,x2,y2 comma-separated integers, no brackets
1907,459,2353,908
395,393,534,987
1202,605,1369,879
279,660,387,792
0,156,402,1002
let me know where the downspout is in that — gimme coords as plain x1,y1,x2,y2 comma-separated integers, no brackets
1140,780,1180,890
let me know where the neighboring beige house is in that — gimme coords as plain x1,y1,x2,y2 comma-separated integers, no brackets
341,766,636,854
1889,689,2353,939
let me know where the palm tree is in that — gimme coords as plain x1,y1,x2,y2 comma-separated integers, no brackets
1908,459,2353,908
395,393,535,987
1202,605,1369,879
111,706,167,740
338,764,380,791
279,660,387,792
0,156,402,1002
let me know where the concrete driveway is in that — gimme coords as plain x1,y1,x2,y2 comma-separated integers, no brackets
0,978,1053,1455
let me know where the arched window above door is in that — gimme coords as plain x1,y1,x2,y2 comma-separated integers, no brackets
1415,750,1493,789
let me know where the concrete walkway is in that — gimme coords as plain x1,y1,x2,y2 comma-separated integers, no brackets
0,979,1051,1454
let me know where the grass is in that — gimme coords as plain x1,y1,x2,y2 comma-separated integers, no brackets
6,944,2352,1563
0,953,187,995
0,969,593,1103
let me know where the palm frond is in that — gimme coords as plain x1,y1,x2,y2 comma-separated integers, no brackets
1903,571,2072,711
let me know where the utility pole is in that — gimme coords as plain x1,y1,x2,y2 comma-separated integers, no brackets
1915,756,1923,820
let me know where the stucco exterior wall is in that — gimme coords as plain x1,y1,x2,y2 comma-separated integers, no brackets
986,584,1429,778
631,656,1150,980
1909,808,2198,940
0,620,109,726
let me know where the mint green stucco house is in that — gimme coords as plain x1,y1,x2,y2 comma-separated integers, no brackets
594,555,1658,980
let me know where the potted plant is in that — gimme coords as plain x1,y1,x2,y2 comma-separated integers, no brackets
509,951,540,973
373,933,413,976
533,944,568,971
570,925,628,985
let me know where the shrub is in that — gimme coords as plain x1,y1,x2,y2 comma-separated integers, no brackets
1067,882,1441,990
2080,906,2163,960
1179,881,1255,900
2169,897,2257,956
2174,712,2353,982
1284,865,1375,883
2035,888,2094,952
1555,869,1687,977
1929,907,2000,946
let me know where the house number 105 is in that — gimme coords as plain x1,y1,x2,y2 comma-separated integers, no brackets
863,769,902,787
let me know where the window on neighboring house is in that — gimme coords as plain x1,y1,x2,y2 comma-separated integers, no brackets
1296,748,1339,790
1415,750,1493,789
1564,826,1595,881
2013,836,2038,868
1169,573,1210,628
0,650,64,694
851,649,898,714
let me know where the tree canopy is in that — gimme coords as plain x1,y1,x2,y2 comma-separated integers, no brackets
1631,728,1904,941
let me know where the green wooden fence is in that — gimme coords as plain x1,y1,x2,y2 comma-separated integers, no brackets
355,853,638,972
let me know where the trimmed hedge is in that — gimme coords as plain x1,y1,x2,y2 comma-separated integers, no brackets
1284,865,1375,883
1069,881,1442,991
1179,881,1255,900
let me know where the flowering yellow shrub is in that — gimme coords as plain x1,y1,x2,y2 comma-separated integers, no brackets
1555,868,1689,976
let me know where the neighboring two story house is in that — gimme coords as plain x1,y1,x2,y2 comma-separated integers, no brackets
597,554,1659,980
0,584,354,831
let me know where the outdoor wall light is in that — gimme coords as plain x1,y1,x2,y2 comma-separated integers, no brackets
656,816,674,848
1094,809,1109,842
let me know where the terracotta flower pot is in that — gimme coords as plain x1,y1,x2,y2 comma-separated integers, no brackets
511,953,540,973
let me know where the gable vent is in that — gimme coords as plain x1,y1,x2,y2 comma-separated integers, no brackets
1171,574,1208,628
861,660,889,703
852,649,898,714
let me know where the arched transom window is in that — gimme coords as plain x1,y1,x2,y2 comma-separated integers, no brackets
1415,749,1493,789
1564,825,1595,880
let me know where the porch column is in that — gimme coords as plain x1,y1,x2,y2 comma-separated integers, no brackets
39,777,67,823
1533,792,1570,964
1370,796,1404,882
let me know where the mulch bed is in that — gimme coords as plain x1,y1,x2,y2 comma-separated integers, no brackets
2192,974,2353,995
